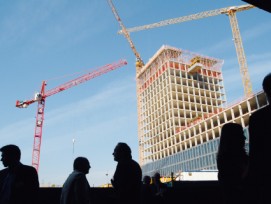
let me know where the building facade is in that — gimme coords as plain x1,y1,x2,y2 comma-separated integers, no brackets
136,45,268,177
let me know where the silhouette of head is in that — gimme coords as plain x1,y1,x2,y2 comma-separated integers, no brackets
143,175,151,185
113,142,132,162
263,73,271,101
219,123,246,153
153,172,161,184
73,157,91,174
0,144,21,168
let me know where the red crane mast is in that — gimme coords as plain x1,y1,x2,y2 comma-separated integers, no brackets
16,59,128,172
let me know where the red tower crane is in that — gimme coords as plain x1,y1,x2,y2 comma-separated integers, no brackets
15,59,128,172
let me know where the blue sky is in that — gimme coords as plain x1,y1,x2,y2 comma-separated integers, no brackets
0,1,270,187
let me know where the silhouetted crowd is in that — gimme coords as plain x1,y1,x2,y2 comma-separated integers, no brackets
217,73,271,204
0,73,270,204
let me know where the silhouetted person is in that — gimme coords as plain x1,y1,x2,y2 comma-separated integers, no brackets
0,144,39,204
140,175,154,204
216,123,248,204
111,142,142,204
248,73,271,204
151,172,167,204
60,157,91,204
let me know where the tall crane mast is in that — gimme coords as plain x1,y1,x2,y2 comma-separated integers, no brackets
118,4,255,97
107,0,145,165
227,8,252,97
16,59,128,172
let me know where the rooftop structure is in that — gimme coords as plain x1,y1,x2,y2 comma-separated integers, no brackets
137,45,268,177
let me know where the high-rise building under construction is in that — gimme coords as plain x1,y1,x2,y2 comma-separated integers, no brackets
137,45,268,177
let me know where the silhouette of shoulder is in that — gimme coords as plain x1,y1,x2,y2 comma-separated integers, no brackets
249,105,271,147
250,104,271,117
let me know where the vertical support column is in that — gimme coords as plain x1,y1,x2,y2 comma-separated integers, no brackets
228,10,252,97
32,99,46,173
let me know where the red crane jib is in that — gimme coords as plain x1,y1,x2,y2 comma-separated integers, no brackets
16,60,127,107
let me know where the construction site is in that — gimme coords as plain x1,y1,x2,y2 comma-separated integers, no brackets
108,1,269,178
1,1,270,204
14,1,269,181
6,1,269,187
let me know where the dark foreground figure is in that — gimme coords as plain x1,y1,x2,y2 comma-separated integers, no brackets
151,172,168,204
140,175,154,204
248,73,271,204
60,157,91,204
111,142,142,204
217,123,248,204
0,144,39,204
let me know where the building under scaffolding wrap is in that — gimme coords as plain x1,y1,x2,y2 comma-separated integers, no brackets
137,45,268,178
